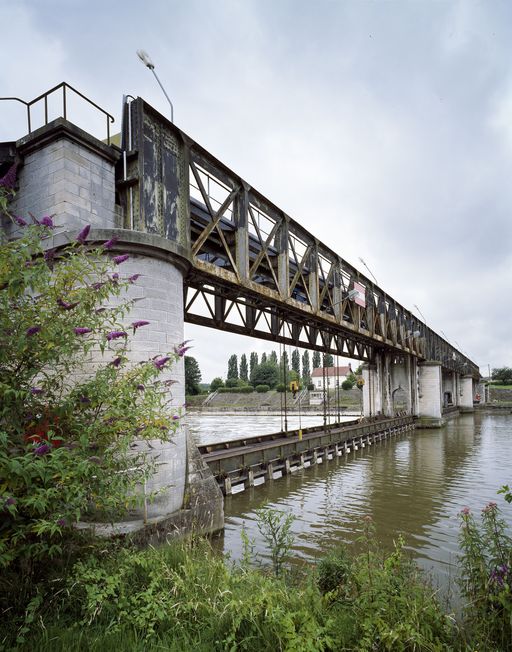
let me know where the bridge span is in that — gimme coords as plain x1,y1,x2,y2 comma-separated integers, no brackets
1,82,484,536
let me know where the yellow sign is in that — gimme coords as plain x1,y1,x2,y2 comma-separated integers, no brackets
290,380,299,392
356,377,365,387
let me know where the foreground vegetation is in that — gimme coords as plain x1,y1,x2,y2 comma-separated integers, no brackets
2,524,457,651
1,499,510,651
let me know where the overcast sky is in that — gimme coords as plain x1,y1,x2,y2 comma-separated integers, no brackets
1,0,511,382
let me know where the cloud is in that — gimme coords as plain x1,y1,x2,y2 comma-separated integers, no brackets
2,0,511,378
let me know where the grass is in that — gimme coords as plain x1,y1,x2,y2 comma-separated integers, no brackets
4,534,465,652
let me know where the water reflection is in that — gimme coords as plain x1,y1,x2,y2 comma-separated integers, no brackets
190,412,512,594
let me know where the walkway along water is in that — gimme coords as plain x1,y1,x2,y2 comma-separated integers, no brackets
198,415,414,495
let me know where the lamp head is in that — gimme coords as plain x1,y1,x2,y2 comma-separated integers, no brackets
137,49,155,70
347,289,360,300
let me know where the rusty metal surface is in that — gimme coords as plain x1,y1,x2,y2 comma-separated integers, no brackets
118,97,479,377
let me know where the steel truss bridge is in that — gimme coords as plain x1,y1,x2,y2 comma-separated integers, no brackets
119,98,479,378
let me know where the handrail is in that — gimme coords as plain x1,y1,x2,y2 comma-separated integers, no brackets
0,82,115,144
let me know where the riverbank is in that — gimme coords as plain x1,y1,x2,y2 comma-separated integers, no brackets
186,388,363,412
7,531,464,651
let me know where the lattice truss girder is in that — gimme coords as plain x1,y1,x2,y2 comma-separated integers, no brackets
185,281,380,363
187,150,430,364
121,98,480,378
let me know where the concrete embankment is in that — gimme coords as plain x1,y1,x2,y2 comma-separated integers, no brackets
186,388,362,412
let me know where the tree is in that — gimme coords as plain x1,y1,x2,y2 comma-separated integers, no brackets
312,351,321,369
261,352,267,364
227,354,238,380
323,353,334,367
185,356,202,395
291,348,301,377
492,367,512,385
239,354,248,382
249,352,259,377
251,361,279,388
210,377,224,391
302,350,311,384
269,350,278,365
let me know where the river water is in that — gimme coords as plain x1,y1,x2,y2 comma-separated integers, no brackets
186,411,512,595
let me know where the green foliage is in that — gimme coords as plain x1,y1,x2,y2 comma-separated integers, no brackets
316,546,351,595
275,383,286,392
269,350,278,365
320,519,458,651
249,351,258,377
17,541,333,651
227,353,238,380
302,349,311,384
341,378,355,391
250,361,279,388
291,348,301,376
224,377,239,388
217,386,254,394
458,500,512,650
255,384,269,393
0,220,180,600
7,521,466,651
312,350,321,369
322,353,334,367
255,505,295,578
184,355,201,395
492,367,512,385
239,353,248,382
209,376,224,391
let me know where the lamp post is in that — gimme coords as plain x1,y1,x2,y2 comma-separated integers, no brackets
136,49,174,123
358,257,379,285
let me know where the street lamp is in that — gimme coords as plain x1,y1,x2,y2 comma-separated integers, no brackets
136,49,174,123
413,304,427,324
358,257,379,285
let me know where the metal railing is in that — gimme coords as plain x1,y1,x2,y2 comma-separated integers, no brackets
0,82,115,144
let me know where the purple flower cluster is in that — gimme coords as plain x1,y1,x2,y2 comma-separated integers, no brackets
26,326,41,336
44,248,56,263
0,163,17,189
174,340,193,357
113,254,129,265
128,274,141,284
132,320,150,331
14,215,27,226
30,387,43,395
74,327,92,336
34,443,51,456
490,564,510,589
103,236,118,250
106,330,127,341
39,216,54,228
154,356,170,370
76,224,90,244
57,298,79,311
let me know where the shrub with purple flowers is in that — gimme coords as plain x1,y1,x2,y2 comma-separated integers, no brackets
0,215,182,621
459,500,512,650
